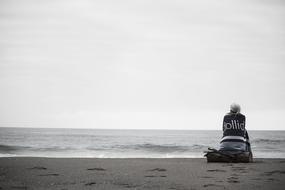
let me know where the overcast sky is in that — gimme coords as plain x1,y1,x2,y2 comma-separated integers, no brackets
1,0,285,130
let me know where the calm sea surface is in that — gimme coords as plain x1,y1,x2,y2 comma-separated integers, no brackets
0,128,284,158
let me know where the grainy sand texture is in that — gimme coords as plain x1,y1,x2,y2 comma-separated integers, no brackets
0,158,285,190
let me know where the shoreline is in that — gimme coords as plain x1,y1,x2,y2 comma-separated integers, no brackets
1,158,285,190
1,156,285,159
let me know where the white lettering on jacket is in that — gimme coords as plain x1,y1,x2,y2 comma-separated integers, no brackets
223,120,245,131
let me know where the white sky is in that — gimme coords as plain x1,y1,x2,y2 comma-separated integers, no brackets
0,0,285,130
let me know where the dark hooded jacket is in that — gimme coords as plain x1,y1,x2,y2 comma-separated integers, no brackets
221,112,249,143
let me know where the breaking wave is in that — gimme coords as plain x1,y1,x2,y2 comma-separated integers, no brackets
0,143,209,155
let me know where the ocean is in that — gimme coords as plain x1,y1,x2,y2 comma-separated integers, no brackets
0,128,284,158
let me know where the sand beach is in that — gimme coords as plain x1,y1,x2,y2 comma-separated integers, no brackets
1,158,285,190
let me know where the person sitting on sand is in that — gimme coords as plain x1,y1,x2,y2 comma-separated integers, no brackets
219,103,251,153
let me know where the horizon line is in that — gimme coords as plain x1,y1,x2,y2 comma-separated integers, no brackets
0,126,284,131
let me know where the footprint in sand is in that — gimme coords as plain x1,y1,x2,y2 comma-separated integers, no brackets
39,173,59,176
231,166,249,173
168,184,192,190
227,176,240,183
116,183,138,188
201,176,214,179
11,186,27,190
207,169,226,172
203,184,223,188
267,178,278,181
148,168,167,172
146,168,167,178
144,175,167,178
168,187,187,190
87,167,106,171
145,175,156,177
85,182,96,186
28,166,47,170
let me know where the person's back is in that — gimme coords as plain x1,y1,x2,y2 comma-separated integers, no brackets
220,103,250,152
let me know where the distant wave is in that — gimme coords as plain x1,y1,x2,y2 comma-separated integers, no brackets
252,139,285,144
0,145,31,153
0,144,74,153
130,143,189,152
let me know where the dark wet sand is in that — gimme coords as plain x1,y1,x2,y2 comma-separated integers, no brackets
0,158,285,190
